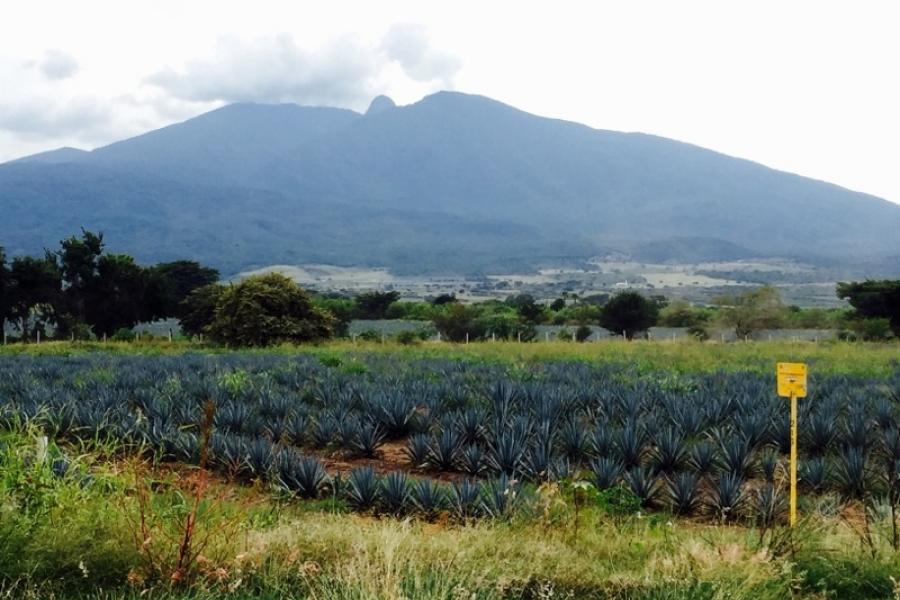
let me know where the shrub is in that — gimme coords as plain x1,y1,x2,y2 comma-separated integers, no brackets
206,273,334,347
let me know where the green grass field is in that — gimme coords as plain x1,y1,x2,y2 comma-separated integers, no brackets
3,338,897,377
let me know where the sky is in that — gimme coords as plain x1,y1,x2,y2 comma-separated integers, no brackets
1,1,898,204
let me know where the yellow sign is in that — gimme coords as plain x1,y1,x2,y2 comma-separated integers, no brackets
777,362,807,398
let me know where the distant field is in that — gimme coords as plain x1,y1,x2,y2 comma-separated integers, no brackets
2,338,897,377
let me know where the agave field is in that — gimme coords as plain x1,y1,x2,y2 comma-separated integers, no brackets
2,352,899,524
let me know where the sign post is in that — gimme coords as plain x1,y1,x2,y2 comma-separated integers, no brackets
777,362,807,526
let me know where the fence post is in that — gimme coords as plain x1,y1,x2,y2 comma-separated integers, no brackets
465,333,469,344
36,330,40,344
518,332,522,343
168,329,173,342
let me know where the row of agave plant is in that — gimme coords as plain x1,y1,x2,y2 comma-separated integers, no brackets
1,353,899,522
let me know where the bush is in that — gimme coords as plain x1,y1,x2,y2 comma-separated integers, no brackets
395,330,421,345
206,273,334,347
112,327,135,342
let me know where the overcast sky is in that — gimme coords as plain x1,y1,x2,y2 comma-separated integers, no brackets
2,1,898,203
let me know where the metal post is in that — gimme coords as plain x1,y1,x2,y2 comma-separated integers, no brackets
790,391,798,526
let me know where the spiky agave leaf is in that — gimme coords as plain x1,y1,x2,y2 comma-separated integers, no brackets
689,440,717,476
753,483,785,529
351,420,385,458
379,471,411,515
310,415,338,448
589,457,623,490
624,466,660,508
405,433,431,468
450,478,481,521
667,472,700,516
614,425,645,469
276,451,328,499
652,427,687,475
708,473,746,522
488,431,527,477
558,417,587,463
717,434,755,479
346,466,380,511
800,456,827,492
428,428,462,471
460,444,485,477
411,478,446,517
833,446,869,499
480,474,522,519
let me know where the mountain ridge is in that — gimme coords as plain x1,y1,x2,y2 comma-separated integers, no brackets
2,91,899,275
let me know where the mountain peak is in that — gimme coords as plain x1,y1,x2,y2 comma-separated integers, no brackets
365,95,396,115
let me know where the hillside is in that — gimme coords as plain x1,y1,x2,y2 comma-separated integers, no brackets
2,91,899,274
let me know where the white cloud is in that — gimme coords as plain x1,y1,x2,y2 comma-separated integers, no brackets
36,49,79,80
0,96,112,141
144,27,460,110
382,23,460,87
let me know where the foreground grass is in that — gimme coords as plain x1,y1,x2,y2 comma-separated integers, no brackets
3,338,898,377
5,430,900,600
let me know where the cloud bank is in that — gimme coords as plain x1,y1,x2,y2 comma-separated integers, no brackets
145,26,460,108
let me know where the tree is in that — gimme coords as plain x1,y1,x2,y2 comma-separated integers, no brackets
355,291,401,319
658,300,709,328
505,294,546,324
431,293,457,306
314,296,356,337
599,292,659,339
0,248,9,335
714,285,786,338
207,273,334,347
8,254,62,341
84,254,155,336
550,298,566,312
150,261,220,317
837,280,900,337
432,303,485,342
55,230,105,332
178,284,225,338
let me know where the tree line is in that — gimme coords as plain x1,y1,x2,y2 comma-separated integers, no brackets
0,230,218,340
2,231,897,346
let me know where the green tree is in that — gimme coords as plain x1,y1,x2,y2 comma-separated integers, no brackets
55,230,104,331
432,303,485,342
0,248,9,334
314,296,356,337
714,285,786,338
658,300,709,328
599,292,659,339
149,260,220,317
84,254,155,337
837,280,900,337
355,291,401,319
178,284,225,338
207,273,334,347
8,254,62,341
505,294,546,324
431,293,457,306
550,298,566,312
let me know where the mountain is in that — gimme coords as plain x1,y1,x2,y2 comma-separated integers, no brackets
2,91,899,275
9,146,88,164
